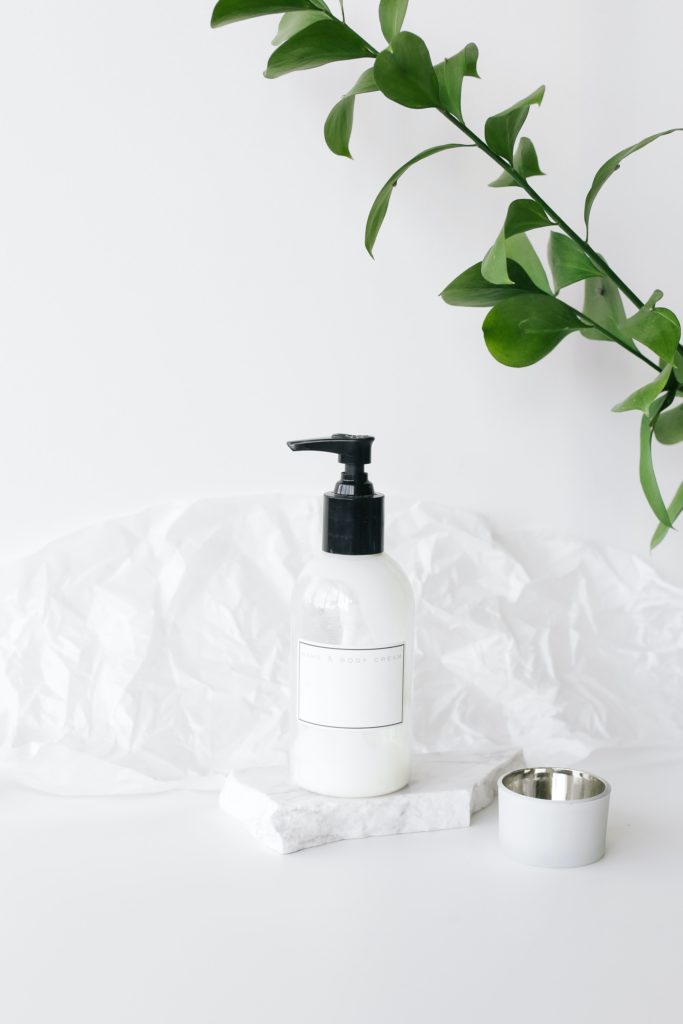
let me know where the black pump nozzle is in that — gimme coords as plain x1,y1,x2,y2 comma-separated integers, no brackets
287,433,374,464
287,433,383,555
287,434,375,496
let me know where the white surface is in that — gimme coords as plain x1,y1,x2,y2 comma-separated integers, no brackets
220,749,522,853
2,746,681,1024
498,772,611,868
1,1,682,572
2,496,683,794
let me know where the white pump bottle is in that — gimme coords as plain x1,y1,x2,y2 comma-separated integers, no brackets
288,434,414,798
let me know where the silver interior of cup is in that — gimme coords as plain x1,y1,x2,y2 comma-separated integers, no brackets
502,767,606,801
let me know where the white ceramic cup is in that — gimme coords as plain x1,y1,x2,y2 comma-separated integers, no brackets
498,767,611,868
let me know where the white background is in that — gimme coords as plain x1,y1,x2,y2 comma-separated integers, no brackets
1,0,682,572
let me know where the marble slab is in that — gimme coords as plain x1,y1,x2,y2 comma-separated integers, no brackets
220,748,524,854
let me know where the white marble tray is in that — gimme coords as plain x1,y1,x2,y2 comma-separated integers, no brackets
220,748,523,853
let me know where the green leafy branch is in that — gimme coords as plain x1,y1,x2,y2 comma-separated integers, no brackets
211,0,683,548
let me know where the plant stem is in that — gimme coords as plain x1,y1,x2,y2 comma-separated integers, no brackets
326,13,662,365
577,313,659,370
440,111,646,310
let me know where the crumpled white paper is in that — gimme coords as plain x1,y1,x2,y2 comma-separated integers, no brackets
0,495,681,795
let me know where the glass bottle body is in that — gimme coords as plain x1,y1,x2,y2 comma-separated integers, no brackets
290,551,414,798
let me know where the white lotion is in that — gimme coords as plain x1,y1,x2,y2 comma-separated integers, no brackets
287,434,414,798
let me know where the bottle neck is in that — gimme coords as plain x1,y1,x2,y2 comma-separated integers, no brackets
333,465,374,497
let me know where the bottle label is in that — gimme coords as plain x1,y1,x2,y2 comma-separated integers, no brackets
297,641,405,730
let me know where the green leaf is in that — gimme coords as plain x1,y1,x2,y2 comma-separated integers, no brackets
584,129,681,233
265,20,374,78
612,366,671,413
548,232,602,292
483,293,582,367
640,413,672,528
514,137,543,177
434,43,479,119
626,306,681,363
212,0,314,28
482,229,513,286
484,86,545,162
365,143,466,256
651,481,683,548
344,66,377,95
379,0,409,43
272,10,328,44
440,260,542,307
489,172,516,188
374,31,440,109
505,233,551,293
673,351,683,385
324,96,354,157
484,215,552,288
321,64,376,154
323,67,377,157
492,136,545,186
581,277,629,342
653,403,683,445
503,199,552,238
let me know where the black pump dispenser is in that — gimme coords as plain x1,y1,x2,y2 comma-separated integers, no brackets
287,434,384,555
